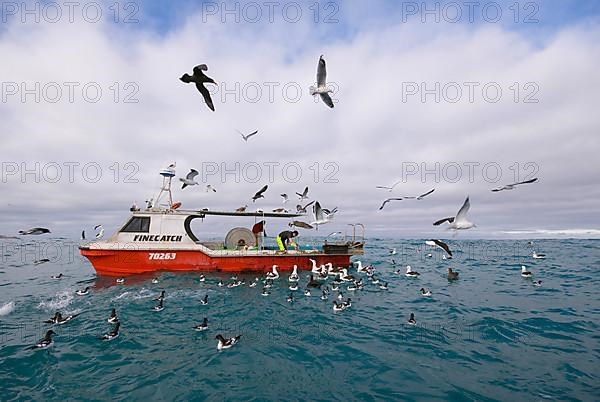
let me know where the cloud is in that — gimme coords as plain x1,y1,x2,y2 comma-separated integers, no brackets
0,2,598,238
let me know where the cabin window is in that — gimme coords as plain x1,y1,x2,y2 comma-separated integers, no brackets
120,217,151,233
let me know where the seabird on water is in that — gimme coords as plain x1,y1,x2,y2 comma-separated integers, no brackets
215,334,241,350
200,295,209,305
492,177,538,192
34,259,50,266
532,252,546,259
252,185,268,202
433,197,476,230
31,330,56,349
45,312,79,325
116,278,125,284
76,287,90,296
101,322,120,341
420,288,432,297
379,282,388,290
532,280,542,287
180,64,217,111
180,169,199,189
288,265,299,282
266,265,280,280
237,129,258,142
51,273,63,279
521,265,533,278
193,318,209,331
151,277,159,284
405,266,420,278
153,299,164,311
310,55,334,108
447,268,459,280
407,313,417,326
154,291,165,301
108,308,119,323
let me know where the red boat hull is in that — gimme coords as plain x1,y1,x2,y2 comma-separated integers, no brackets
80,248,352,276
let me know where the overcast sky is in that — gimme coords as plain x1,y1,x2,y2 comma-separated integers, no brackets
1,0,599,239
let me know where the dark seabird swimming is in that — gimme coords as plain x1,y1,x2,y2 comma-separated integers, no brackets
310,55,334,108
447,268,459,280
193,318,209,331
215,334,241,350
200,295,208,305
19,227,50,235
154,299,164,311
154,291,165,301
51,273,63,279
101,322,120,341
45,312,79,325
405,266,420,277
252,185,268,202
420,288,432,297
108,308,119,323
521,265,533,278
76,287,90,296
180,64,217,111
31,330,56,349
408,313,417,325
307,275,321,288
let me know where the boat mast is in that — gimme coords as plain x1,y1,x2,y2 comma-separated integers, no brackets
154,163,176,210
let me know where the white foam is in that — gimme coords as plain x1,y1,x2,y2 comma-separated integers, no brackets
38,290,74,311
0,301,15,316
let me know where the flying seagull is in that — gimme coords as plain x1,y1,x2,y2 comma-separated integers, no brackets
94,225,104,239
252,185,268,202
433,197,476,230
206,185,217,193
401,188,436,200
296,186,309,201
375,181,401,192
236,205,247,212
180,64,217,111
237,129,258,142
492,177,538,192
180,169,199,189
310,201,330,229
296,201,315,213
281,193,289,203
379,198,404,210
310,55,334,108
425,239,453,257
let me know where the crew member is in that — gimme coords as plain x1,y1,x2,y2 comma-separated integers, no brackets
277,230,298,251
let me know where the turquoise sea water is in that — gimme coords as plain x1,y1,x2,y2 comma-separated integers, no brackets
1,238,599,401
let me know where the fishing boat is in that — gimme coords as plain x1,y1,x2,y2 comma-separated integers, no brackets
80,165,362,276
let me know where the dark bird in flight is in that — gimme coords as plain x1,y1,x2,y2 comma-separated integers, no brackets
180,64,217,111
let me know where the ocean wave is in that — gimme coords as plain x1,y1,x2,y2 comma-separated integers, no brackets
38,290,74,311
0,301,15,316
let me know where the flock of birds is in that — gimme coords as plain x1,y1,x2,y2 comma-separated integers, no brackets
30,239,545,350
377,178,539,231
